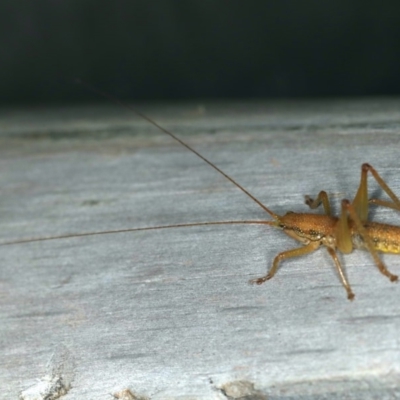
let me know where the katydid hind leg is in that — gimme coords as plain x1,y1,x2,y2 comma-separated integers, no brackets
352,164,370,222
353,163,400,221
369,198,400,212
365,163,400,211
344,199,398,282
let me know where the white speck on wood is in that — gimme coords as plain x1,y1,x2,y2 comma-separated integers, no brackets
19,345,74,400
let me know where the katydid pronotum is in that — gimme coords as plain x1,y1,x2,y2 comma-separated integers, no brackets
2,86,400,300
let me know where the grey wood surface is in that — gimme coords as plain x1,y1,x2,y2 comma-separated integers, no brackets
1,99,400,399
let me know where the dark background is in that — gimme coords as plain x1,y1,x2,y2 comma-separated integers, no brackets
2,1,400,106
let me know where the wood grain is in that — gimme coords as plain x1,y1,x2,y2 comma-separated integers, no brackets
1,99,400,399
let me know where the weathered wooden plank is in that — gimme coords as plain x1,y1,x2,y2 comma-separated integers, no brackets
1,99,400,399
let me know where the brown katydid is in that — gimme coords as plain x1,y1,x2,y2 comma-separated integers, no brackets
2,84,400,300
